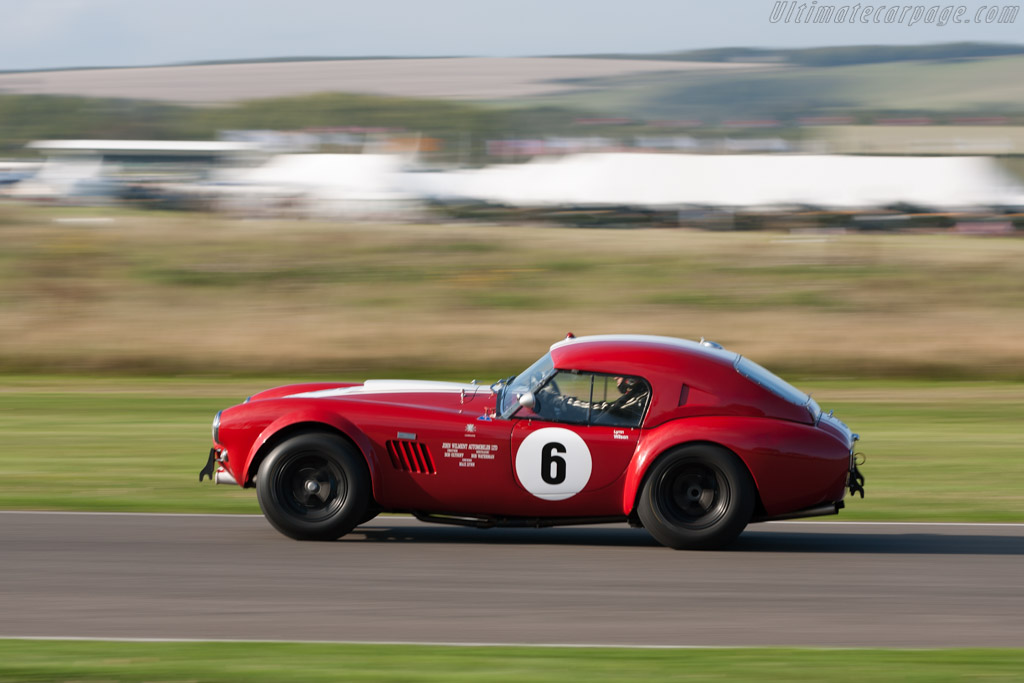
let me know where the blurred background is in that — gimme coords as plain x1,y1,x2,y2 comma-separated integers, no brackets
2,10,1023,678
2,0,1024,379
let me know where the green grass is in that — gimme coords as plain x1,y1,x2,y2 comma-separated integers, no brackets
0,376,258,513
0,376,1021,521
1,641,1023,682
801,381,1024,521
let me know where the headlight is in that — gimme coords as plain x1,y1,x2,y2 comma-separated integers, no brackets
212,410,222,443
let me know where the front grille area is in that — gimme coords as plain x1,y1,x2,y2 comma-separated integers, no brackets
386,440,436,474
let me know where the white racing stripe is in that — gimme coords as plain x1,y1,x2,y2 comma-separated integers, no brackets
288,379,483,399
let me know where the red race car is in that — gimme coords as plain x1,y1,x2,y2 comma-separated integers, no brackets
200,334,865,549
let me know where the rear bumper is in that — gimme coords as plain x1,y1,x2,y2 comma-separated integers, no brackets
848,457,866,498
847,431,866,499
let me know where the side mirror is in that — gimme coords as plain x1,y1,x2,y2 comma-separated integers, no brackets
518,391,536,409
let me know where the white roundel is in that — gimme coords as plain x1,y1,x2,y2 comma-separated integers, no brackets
515,428,592,501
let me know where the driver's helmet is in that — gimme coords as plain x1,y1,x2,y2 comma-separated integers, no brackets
616,376,640,394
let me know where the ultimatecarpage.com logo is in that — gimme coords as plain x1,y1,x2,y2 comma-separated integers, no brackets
769,2,1019,26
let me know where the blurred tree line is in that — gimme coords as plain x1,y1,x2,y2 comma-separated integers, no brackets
0,92,589,163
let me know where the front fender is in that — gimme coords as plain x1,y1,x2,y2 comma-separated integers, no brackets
623,416,851,518
243,408,380,489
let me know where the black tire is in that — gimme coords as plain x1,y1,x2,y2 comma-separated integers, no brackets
637,444,754,550
256,432,370,541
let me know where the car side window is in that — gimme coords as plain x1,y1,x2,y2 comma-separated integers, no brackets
533,371,650,428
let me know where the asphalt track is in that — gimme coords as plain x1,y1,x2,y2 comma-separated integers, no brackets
2,512,1023,648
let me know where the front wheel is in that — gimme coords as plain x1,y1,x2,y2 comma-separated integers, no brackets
256,432,370,541
637,445,754,550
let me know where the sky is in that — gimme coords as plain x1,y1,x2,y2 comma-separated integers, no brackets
0,0,1021,71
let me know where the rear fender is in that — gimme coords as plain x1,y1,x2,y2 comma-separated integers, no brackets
623,417,850,518
243,409,380,490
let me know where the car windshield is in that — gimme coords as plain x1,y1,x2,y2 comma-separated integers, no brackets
498,353,555,417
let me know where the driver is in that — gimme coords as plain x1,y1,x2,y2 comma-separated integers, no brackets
537,374,649,427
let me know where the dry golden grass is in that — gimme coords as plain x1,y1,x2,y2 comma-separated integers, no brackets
1,203,1023,379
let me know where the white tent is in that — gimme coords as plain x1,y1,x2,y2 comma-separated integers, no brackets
216,153,416,218
4,157,110,201
407,153,1024,210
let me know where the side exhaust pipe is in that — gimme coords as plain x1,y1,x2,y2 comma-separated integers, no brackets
754,502,843,523
214,467,237,486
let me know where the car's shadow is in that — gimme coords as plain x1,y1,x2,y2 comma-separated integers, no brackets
349,523,660,547
345,523,1024,555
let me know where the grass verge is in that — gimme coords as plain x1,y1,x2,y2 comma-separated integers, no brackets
0,376,1021,521
2,643,1024,683
1,641,1023,682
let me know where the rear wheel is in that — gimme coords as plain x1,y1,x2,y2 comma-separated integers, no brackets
256,432,370,541
637,444,754,550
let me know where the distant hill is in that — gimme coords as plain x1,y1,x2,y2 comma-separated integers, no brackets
0,57,768,104
572,42,1024,67
4,44,1024,158
544,50,1024,125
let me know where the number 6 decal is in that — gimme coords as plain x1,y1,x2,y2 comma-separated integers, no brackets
516,428,592,500
541,442,567,484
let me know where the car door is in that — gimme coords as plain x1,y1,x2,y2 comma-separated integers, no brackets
509,370,648,514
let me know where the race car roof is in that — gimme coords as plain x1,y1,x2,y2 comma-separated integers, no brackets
549,334,738,375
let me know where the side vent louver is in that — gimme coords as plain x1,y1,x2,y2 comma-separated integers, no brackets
386,440,436,474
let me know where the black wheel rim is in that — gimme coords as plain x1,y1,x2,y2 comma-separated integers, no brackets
654,460,730,530
272,452,347,522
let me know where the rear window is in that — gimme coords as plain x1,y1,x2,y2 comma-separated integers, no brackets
734,356,810,408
